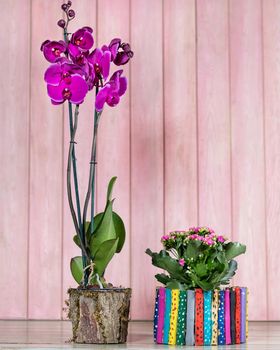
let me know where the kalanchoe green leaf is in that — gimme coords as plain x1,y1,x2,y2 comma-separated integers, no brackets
184,240,203,260
166,280,186,290
220,259,238,284
224,242,246,260
155,273,173,285
145,249,188,283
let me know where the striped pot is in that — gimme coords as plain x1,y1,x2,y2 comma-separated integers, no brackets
153,287,248,346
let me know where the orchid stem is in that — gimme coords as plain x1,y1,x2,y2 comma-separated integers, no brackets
68,103,86,270
82,88,100,287
90,89,100,235
82,87,100,240
66,105,89,261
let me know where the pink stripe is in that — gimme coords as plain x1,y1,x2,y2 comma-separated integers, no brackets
225,289,231,344
156,288,166,343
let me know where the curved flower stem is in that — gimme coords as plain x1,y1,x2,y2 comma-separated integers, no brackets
90,104,100,235
67,102,86,267
82,88,101,232
67,105,89,260
82,110,101,230
82,104,101,286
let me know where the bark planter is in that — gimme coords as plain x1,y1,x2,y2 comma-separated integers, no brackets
68,288,131,344
153,287,248,346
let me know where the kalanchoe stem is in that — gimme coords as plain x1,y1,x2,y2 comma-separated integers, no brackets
66,105,89,261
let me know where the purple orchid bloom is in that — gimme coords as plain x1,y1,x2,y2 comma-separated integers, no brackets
102,38,133,66
95,70,127,112
41,40,67,63
71,26,94,50
44,61,88,104
68,26,94,60
47,75,88,105
44,61,85,86
88,48,111,85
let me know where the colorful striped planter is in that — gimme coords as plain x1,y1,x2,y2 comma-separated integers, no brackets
153,287,248,346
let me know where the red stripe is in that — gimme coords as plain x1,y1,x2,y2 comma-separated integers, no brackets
195,289,204,346
235,287,241,344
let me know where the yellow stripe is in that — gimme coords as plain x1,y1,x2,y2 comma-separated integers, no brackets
246,288,249,339
168,289,179,345
211,290,218,345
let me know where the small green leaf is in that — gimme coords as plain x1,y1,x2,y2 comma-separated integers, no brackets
70,256,83,284
155,273,172,285
220,259,238,284
190,273,214,291
93,238,119,276
107,176,117,202
73,234,81,248
166,280,185,290
224,242,246,260
184,240,203,259
145,249,188,283
194,263,208,277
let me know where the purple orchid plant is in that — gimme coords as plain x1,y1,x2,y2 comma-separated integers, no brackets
41,1,133,288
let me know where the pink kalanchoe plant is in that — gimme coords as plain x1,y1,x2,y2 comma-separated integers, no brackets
146,226,246,290
41,1,133,288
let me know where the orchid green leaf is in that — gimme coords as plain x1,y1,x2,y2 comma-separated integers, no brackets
70,256,83,284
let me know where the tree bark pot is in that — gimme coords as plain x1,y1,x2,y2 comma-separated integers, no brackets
68,288,131,344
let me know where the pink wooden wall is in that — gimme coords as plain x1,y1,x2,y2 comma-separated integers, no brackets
1,0,279,321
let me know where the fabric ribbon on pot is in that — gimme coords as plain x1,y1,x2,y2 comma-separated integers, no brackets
225,288,231,345
240,287,247,343
156,288,166,344
176,290,187,345
168,289,179,345
230,288,236,344
211,290,218,345
153,289,159,342
186,290,195,345
163,288,172,344
235,287,241,344
204,290,212,345
195,289,204,346
218,290,225,345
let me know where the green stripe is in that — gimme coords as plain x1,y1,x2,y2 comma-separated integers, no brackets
176,290,187,345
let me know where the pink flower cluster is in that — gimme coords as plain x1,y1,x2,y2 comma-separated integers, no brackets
188,226,215,234
161,226,227,247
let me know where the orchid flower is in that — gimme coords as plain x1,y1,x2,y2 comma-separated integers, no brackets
95,70,127,112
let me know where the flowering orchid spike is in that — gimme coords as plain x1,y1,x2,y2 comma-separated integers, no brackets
95,70,127,112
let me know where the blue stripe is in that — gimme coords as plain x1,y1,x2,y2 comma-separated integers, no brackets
204,290,212,345
163,288,172,344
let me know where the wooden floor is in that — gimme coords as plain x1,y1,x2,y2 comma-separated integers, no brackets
0,321,279,349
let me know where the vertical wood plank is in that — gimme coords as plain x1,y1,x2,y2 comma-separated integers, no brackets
62,1,97,317
0,0,30,318
262,0,280,321
29,0,63,319
196,0,232,234
164,0,197,232
130,0,164,319
230,0,267,320
96,0,130,288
